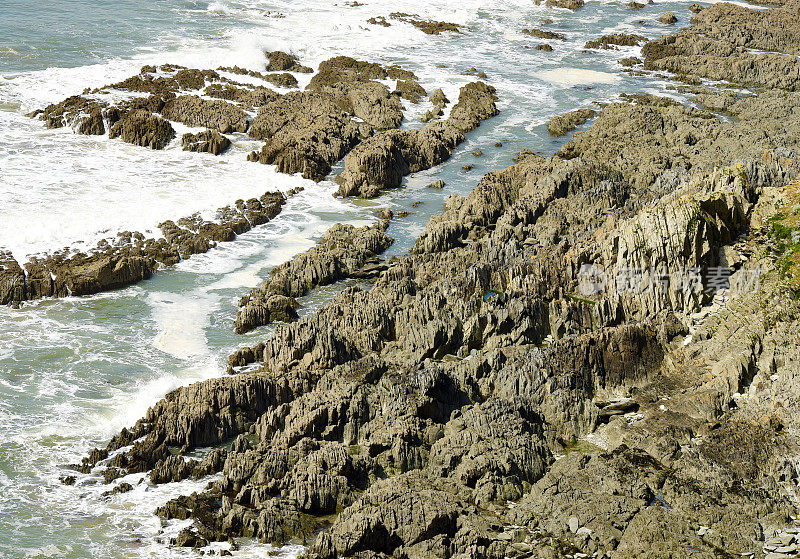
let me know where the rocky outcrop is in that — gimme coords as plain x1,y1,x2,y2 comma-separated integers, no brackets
78,136,800,556
247,91,366,180
335,81,499,198
557,92,800,191
658,11,678,24
161,95,249,134
218,65,299,88
4,192,286,306
388,13,461,34
522,28,567,40
394,79,426,103
547,107,597,136
246,56,422,179
546,0,585,10
181,130,231,155
108,109,175,149
584,33,646,49
0,251,25,306
235,220,394,333
641,2,800,90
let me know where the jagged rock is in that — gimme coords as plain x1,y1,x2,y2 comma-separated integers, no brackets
547,108,597,136
102,66,220,97
4,192,285,306
0,251,25,305
389,13,461,34
235,221,393,333
248,91,364,180
429,88,449,106
309,471,504,558
335,81,499,198
161,95,249,134
76,16,800,555
546,0,584,9
536,43,554,51
108,109,175,149
523,28,567,40
642,4,800,90
585,33,647,49
620,56,642,67
394,79,426,103
181,130,231,155
266,50,313,73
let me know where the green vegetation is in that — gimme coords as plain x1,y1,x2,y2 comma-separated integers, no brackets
768,179,800,296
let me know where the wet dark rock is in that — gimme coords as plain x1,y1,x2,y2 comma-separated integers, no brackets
367,16,390,27
620,56,643,67
389,13,461,34
536,43,554,51
0,251,25,305
102,482,133,496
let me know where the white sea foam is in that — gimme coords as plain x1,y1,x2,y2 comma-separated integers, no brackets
536,67,623,87
0,108,310,263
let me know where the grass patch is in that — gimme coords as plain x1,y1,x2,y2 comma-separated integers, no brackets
768,179,800,296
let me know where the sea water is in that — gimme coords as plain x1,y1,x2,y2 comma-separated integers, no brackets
0,0,707,556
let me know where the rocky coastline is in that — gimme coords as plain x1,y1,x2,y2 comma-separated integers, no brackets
2,53,496,307
46,1,800,557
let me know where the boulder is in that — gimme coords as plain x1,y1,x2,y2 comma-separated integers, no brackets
181,130,231,155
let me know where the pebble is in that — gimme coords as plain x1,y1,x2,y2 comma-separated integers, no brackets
568,516,580,533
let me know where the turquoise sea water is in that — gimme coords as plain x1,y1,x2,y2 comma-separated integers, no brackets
0,0,705,556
